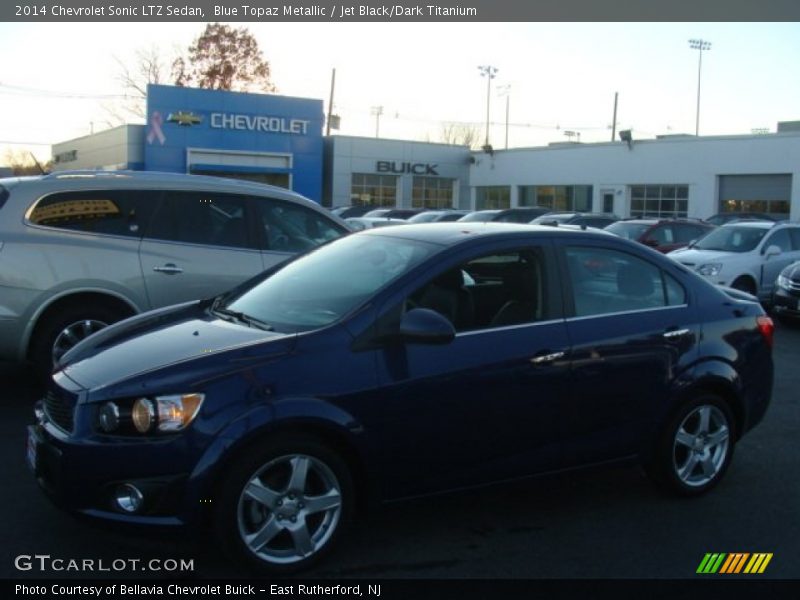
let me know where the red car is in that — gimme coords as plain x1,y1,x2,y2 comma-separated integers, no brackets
605,219,715,253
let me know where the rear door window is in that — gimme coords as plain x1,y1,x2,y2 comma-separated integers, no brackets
565,246,686,317
144,191,256,249
28,190,158,237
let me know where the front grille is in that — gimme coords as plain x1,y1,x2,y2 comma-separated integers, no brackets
787,279,800,292
43,389,75,433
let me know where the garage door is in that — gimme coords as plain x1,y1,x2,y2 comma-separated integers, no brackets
718,174,791,217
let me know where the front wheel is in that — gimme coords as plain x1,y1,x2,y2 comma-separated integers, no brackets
215,435,354,574
647,395,736,496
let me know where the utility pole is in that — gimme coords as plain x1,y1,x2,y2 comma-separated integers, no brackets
611,92,618,142
498,84,511,149
325,68,336,137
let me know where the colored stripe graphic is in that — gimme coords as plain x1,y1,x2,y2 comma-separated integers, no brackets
698,552,773,574
744,553,773,574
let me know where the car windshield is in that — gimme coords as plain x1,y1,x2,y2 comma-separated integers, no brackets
224,233,438,332
458,211,500,222
407,212,440,223
692,226,768,253
605,222,652,240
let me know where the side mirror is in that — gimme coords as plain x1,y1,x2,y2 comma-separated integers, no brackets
764,244,782,258
399,308,455,345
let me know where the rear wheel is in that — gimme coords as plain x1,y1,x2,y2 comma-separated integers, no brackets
215,435,354,574
731,276,757,296
648,395,736,496
30,304,126,376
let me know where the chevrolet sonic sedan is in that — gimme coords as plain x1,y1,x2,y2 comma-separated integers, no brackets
29,223,774,573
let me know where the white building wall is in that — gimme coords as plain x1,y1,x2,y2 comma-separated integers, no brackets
468,133,800,219
328,136,471,208
51,125,145,171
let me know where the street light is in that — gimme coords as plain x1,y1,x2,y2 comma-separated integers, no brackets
478,65,498,149
688,38,711,136
497,84,511,149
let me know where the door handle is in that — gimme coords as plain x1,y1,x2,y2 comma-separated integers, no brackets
530,351,565,365
663,328,691,340
152,263,183,274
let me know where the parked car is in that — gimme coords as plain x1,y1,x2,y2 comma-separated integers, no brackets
668,221,800,300
30,223,773,574
406,209,470,223
458,207,551,224
330,205,373,219
0,170,348,373
605,218,716,254
362,208,424,220
531,212,619,228
770,261,800,320
344,217,407,231
705,212,777,226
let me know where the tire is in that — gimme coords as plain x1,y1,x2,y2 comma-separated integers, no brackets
30,304,126,376
647,395,736,496
214,435,354,574
731,276,757,296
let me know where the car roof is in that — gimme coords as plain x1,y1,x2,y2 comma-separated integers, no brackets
357,221,614,247
720,220,776,229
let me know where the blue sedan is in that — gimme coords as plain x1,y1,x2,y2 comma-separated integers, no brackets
29,223,774,573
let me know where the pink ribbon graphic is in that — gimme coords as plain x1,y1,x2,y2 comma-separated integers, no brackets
147,111,166,145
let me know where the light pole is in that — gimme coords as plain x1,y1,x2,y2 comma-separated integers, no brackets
478,65,498,148
688,39,711,136
498,84,511,149
371,105,383,138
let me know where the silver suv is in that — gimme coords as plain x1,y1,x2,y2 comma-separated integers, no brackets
0,171,348,372
668,220,800,300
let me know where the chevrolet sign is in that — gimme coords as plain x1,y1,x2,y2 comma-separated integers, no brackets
210,113,310,135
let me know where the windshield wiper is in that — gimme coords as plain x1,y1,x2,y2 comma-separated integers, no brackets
212,307,274,331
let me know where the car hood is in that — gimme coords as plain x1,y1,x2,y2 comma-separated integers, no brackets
781,261,800,280
59,302,295,391
668,247,734,264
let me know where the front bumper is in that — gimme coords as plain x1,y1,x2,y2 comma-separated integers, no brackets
29,399,204,527
772,286,800,317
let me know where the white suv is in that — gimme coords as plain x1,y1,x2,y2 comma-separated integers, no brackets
0,170,348,372
668,220,800,300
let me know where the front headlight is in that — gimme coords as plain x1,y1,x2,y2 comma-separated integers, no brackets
777,274,792,290
697,263,723,277
97,393,204,435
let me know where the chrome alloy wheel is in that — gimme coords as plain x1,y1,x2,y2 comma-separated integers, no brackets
672,405,731,488
52,319,108,363
237,454,342,565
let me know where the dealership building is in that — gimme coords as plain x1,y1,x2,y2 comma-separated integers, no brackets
51,85,800,220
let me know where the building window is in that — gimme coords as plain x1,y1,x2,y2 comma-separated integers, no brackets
475,186,510,210
518,185,592,211
630,185,688,218
412,177,455,209
351,173,398,207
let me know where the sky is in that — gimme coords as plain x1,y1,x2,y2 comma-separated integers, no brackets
1,21,799,163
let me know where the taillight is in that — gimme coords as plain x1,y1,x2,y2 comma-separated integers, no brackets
756,315,774,348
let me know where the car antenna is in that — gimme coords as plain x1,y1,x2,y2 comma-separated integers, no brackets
29,152,47,175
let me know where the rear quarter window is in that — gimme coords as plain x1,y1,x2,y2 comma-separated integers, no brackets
28,190,159,237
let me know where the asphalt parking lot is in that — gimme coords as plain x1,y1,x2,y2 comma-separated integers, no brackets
2,321,799,580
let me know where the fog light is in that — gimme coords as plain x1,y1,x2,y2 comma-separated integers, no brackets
114,483,144,513
131,398,154,433
98,402,120,433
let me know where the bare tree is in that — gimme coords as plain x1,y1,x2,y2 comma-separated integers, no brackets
172,23,276,92
439,122,481,149
2,149,51,175
106,45,172,124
